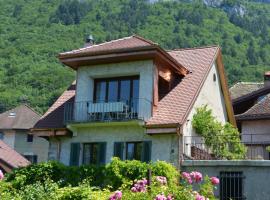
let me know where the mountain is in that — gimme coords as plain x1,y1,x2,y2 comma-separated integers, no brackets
0,0,270,113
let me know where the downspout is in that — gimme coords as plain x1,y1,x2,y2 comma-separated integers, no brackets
53,130,61,162
178,125,184,170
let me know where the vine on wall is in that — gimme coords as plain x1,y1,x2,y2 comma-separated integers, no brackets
192,105,246,160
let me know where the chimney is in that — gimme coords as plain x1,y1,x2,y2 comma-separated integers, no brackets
264,71,270,87
84,34,94,47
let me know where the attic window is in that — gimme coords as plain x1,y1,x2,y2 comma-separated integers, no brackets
8,112,16,117
213,73,217,82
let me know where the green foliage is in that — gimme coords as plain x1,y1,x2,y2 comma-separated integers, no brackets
1,160,218,199
0,0,270,112
192,105,247,159
266,146,270,152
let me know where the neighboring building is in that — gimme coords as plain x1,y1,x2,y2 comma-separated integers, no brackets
230,72,270,159
0,139,30,173
0,105,49,163
32,35,235,168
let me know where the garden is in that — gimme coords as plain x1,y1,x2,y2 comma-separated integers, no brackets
0,158,219,200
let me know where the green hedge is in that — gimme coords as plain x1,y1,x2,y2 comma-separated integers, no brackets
5,158,179,190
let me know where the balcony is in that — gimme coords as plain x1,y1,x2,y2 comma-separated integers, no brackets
183,134,270,160
64,98,152,124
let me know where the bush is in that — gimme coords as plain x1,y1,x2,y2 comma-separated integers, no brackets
1,160,219,200
192,105,247,159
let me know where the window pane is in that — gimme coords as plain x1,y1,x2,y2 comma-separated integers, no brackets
135,142,143,160
83,144,91,164
132,79,139,112
95,81,106,102
132,79,139,99
0,133,3,140
120,80,130,102
108,80,118,102
127,143,135,160
91,143,99,164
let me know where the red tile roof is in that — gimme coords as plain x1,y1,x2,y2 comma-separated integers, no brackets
229,82,264,100
0,105,40,130
59,35,157,58
236,95,270,120
0,140,30,168
36,36,229,129
33,82,75,129
146,46,219,126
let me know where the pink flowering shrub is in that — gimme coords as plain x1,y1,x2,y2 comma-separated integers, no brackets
109,190,122,200
0,170,4,180
210,177,219,185
130,178,148,193
155,176,167,185
155,193,173,200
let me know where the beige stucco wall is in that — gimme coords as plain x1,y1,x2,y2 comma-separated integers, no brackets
182,63,228,156
75,60,154,121
14,131,49,163
56,123,178,166
2,130,16,148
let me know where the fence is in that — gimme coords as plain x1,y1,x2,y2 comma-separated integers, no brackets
64,98,152,124
183,134,270,160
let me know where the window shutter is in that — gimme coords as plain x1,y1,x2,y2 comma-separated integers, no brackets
70,143,80,166
142,141,152,163
98,142,107,165
114,142,124,160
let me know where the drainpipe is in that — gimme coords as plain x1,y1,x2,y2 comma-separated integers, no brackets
177,125,184,170
53,130,61,162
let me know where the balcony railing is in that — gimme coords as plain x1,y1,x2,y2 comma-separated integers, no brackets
183,134,270,160
64,98,152,124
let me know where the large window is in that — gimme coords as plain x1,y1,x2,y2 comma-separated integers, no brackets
0,132,4,140
94,76,139,103
83,143,106,165
126,142,143,161
114,141,152,162
220,171,245,200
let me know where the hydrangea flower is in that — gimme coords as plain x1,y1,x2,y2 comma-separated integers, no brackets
130,178,147,193
155,194,167,200
155,194,173,200
190,171,203,183
156,176,167,185
109,190,122,200
210,177,220,185
181,172,192,184
195,193,206,200
0,170,4,180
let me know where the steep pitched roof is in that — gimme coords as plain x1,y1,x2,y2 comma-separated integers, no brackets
33,82,76,129
0,140,30,168
236,94,270,120
59,35,156,58
230,82,264,100
0,105,40,130
146,46,220,126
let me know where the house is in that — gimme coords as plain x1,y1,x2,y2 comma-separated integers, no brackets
230,72,270,159
0,105,49,163
32,35,235,167
0,139,30,173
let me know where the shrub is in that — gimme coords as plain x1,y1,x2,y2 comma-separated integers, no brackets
192,105,246,159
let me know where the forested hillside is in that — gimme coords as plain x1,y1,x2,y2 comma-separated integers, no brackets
0,0,270,113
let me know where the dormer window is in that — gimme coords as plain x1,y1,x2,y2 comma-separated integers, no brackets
8,112,16,117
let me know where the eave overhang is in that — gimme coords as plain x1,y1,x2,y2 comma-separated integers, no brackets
58,46,189,76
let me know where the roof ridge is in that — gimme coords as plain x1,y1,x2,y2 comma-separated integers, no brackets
132,34,158,46
60,35,135,55
168,45,219,52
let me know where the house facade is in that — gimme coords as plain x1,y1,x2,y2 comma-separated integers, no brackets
0,105,49,163
33,35,234,167
230,72,270,159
